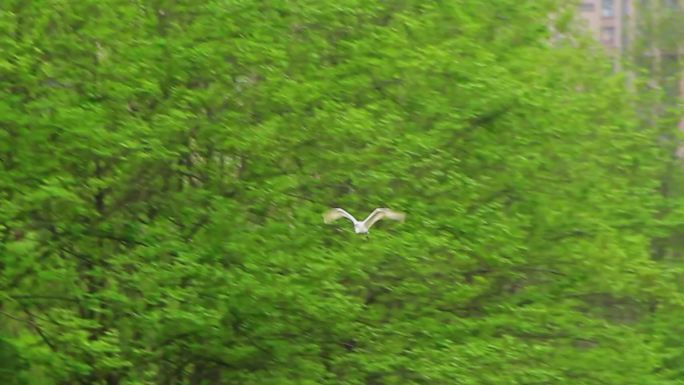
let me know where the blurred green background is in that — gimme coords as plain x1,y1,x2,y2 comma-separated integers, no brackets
1,0,683,384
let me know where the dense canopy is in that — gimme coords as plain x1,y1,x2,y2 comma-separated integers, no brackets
1,1,683,384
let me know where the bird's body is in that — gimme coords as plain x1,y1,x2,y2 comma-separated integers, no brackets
323,208,405,234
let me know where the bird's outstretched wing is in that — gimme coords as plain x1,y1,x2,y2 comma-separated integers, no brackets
323,208,358,224
363,208,406,229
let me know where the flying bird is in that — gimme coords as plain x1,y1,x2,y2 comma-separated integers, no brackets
323,208,406,234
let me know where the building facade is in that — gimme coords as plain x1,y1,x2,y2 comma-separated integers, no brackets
578,0,683,132
577,0,633,54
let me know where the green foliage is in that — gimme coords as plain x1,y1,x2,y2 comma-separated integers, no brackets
0,337,28,385
0,0,680,384
623,2,684,382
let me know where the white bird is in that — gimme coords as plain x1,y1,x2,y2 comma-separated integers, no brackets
323,208,406,234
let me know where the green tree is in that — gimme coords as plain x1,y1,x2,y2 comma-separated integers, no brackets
625,1,684,382
0,337,28,385
0,0,679,384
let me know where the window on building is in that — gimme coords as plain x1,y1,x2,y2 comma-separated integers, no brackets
580,2,595,11
602,0,614,16
602,26,615,43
